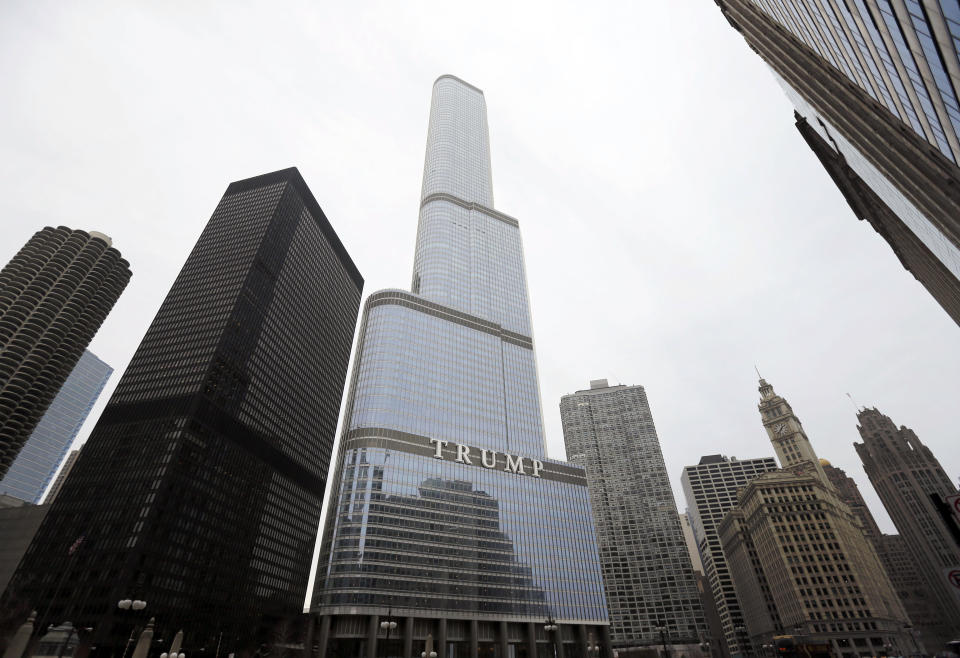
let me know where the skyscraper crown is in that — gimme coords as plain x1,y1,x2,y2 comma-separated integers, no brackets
420,75,494,207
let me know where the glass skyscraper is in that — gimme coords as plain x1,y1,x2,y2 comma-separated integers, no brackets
0,350,111,503
713,0,960,325
311,76,609,658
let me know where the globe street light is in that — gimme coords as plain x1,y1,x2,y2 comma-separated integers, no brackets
379,608,397,656
117,600,148,658
586,632,600,656
545,616,560,658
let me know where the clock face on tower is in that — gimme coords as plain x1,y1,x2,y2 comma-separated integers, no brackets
773,423,788,436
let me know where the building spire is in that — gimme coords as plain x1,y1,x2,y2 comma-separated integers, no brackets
758,375,775,400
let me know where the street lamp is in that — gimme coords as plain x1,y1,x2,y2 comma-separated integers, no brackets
379,608,397,656
586,632,600,656
545,616,560,658
117,600,148,658
700,639,712,656
656,621,671,658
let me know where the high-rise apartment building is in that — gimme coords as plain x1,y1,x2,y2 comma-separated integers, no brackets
0,350,111,503
310,76,609,658
854,407,960,647
712,1,960,325
681,455,779,658
4,169,362,653
0,227,129,478
560,380,707,651
717,380,912,656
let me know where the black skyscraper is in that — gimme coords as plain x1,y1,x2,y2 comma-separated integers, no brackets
4,169,362,653
0,228,130,478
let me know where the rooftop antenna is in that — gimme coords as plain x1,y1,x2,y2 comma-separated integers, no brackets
846,392,861,412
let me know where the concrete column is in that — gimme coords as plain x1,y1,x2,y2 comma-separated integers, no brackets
556,625,566,658
303,615,316,658
599,626,613,658
526,622,537,658
577,625,588,658
405,617,415,658
498,621,509,658
438,619,448,658
470,620,479,658
317,615,331,658
367,614,380,658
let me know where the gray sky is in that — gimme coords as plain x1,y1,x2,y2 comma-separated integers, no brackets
2,0,958,553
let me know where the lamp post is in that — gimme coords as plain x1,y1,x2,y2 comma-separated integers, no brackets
700,639,712,657
655,621,670,658
117,600,148,658
586,632,600,657
545,616,560,658
379,609,397,657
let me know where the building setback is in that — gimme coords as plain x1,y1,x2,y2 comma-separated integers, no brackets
3,168,363,654
854,408,960,648
0,228,129,478
311,76,609,658
681,455,779,658
718,380,912,656
711,0,960,326
821,459,945,652
0,350,111,503
560,380,707,651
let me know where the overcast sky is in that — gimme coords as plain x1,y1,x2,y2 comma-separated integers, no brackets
2,0,958,559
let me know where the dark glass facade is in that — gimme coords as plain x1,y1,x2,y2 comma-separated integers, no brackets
311,76,610,658
0,350,111,503
0,227,129,478
2,168,363,654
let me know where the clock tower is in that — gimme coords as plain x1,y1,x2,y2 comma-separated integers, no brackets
757,377,830,486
